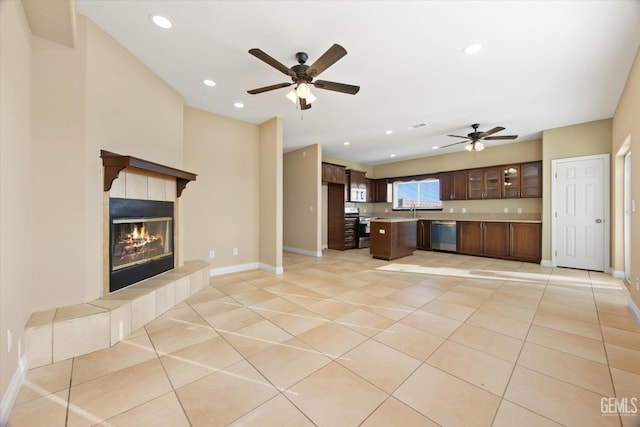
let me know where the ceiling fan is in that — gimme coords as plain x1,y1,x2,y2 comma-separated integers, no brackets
247,44,360,110
442,123,518,152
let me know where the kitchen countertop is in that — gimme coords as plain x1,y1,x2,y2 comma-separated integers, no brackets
372,213,541,223
371,218,419,223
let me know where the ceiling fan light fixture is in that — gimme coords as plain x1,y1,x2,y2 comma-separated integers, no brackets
296,82,311,99
464,144,474,152
475,141,485,151
286,88,298,104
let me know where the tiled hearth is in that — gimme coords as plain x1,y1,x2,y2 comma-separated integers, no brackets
24,260,210,368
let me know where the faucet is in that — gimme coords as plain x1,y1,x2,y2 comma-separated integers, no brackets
411,204,417,218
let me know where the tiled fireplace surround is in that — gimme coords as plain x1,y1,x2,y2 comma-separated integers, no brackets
24,166,209,368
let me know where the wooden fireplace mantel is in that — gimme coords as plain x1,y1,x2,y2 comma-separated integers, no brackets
100,150,197,197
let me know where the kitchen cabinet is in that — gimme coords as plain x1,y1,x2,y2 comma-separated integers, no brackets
457,220,541,262
457,221,483,256
416,219,431,250
347,169,367,202
439,171,468,201
322,162,346,184
344,218,357,249
374,179,391,203
502,161,542,198
510,222,542,263
468,167,502,200
370,219,418,260
327,184,346,250
366,178,374,202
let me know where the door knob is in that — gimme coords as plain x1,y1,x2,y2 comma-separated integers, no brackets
595,219,603,223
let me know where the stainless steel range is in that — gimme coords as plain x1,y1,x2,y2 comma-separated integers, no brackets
345,207,377,249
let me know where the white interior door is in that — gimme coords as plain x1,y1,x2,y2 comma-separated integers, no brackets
553,155,607,271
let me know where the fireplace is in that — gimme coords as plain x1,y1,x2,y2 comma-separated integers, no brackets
109,198,174,292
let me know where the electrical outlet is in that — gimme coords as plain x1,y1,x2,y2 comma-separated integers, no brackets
7,330,12,353
461,208,466,213
233,248,238,256
504,207,509,213
449,208,454,213
636,276,639,291
517,208,522,214
309,206,313,213
209,250,215,259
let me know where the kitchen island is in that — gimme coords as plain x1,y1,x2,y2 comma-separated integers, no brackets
370,218,418,260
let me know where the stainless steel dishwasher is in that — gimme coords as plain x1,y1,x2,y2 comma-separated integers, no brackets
431,221,457,252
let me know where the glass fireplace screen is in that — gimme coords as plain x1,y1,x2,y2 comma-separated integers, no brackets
111,216,173,271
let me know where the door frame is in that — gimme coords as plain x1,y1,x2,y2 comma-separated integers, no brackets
551,153,610,271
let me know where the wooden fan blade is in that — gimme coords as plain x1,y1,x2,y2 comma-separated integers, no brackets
300,98,312,110
247,82,292,94
447,134,470,139
440,140,469,149
479,126,505,138
313,80,360,94
484,135,518,140
249,48,296,77
306,44,347,77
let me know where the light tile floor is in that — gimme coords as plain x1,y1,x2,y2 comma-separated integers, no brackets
8,249,640,426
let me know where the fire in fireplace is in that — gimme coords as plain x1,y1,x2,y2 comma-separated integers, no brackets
109,198,174,292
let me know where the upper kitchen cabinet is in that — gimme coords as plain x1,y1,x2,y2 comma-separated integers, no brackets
439,171,468,201
502,161,542,198
347,169,367,202
468,167,502,200
373,178,391,203
322,162,346,185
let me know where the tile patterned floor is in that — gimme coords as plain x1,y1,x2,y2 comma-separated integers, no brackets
8,249,640,426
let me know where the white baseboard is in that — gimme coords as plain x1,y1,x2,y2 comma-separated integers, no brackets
210,262,259,277
321,244,328,250
628,298,640,326
283,246,322,257
540,259,553,267
259,263,283,275
0,356,28,427
611,269,625,279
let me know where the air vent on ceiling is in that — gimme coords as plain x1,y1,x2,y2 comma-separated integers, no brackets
408,123,428,130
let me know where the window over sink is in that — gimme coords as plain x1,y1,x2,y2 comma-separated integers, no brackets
393,178,442,210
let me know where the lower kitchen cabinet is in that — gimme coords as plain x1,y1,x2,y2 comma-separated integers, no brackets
416,220,431,250
457,221,483,256
457,221,541,263
510,222,542,263
344,218,357,249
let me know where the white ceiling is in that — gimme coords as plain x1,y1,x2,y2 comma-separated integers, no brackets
75,0,640,166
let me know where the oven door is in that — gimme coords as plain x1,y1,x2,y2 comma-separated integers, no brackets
357,220,371,248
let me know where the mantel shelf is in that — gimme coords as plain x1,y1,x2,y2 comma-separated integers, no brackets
100,150,197,197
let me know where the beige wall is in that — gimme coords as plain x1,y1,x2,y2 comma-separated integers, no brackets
612,46,640,308
284,145,322,255
182,106,260,269
259,117,284,272
541,119,612,262
0,0,33,400
30,15,185,310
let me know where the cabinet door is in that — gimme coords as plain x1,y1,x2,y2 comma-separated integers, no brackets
521,161,542,198
502,165,521,198
457,221,483,255
482,222,510,257
322,163,345,184
467,169,483,200
484,167,502,199
439,173,453,201
416,220,431,250
366,178,374,202
374,179,390,202
510,222,541,262
451,171,468,200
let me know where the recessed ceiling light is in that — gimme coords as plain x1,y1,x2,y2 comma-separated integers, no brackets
390,154,396,158
149,14,172,29
432,146,439,150
463,43,482,54
343,141,350,146
385,130,393,135
233,102,244,109
203,79,216,87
